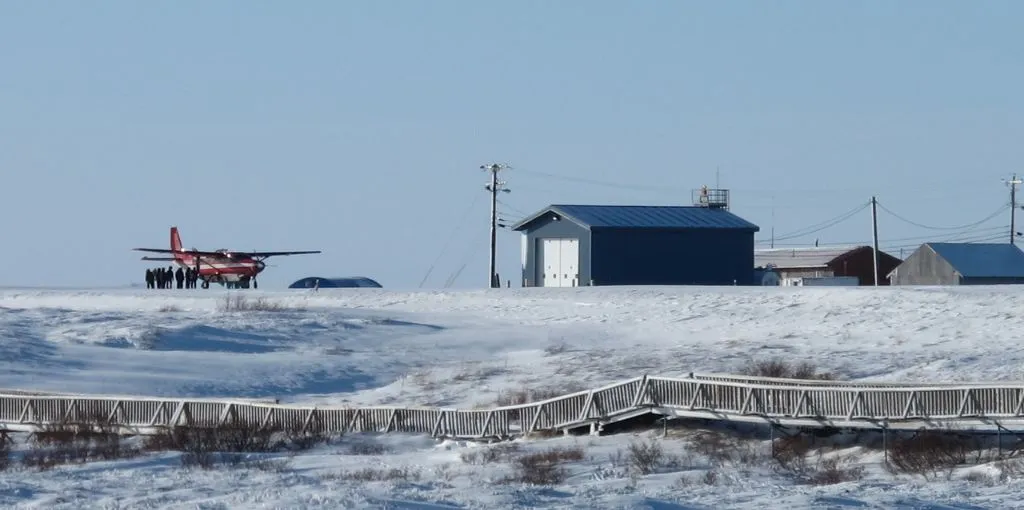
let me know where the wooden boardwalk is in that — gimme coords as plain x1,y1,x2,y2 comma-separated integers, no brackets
5,373,1024,439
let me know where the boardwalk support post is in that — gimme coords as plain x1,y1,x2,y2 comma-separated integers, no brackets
999,424,1003,458
882,420,889,465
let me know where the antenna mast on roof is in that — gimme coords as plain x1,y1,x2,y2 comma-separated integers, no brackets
481,163,511,288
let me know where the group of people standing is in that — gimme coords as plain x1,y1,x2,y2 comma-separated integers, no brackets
145,266,202,289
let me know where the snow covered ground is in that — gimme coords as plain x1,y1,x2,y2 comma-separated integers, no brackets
2,285,1024,508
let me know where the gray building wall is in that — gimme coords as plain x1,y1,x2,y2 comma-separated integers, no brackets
519,216,592,287
589,228,756,286
889,246,958,285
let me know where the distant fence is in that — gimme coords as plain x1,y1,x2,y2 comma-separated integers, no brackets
5,374,1024,439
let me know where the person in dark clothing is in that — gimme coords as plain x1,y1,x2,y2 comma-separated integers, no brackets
145,269,155,289
175,267,185,289
155,268,163,289
166,266,174,289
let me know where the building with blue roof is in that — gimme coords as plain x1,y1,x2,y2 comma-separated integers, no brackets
288,276,382,289
888,242,1024,285
511,199,760,287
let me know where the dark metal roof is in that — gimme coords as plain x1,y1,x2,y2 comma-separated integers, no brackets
927,243,1024,278
288,276,382,289
512,204,760,231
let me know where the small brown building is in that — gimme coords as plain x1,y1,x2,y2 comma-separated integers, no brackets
755,245,902,286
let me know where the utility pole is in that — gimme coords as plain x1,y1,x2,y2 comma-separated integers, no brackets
871,196,879,286
1008,174,1022,244
481,163,510,288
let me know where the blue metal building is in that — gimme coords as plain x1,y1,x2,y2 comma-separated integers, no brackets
511,204,760,287
888,243,1024,285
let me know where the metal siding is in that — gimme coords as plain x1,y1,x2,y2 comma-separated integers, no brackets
549,205,760,230
890,245,959,285
520,216,591,287
590,228,755,285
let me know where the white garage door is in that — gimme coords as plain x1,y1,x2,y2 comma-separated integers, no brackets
539,238,579,287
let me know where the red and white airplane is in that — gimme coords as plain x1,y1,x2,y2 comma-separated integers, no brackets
134,227,321,289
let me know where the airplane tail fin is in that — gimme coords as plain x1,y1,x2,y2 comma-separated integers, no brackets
171,227,183,252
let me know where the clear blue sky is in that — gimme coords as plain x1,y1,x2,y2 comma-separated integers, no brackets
1,1,1021,289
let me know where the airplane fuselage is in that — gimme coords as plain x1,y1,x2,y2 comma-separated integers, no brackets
173,252,266,283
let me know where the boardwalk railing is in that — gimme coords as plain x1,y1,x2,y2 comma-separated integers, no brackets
5,374,1024,439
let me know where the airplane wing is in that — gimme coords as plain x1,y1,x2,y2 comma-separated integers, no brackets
133,248,321,259
243,250,322,258
133,248,228,257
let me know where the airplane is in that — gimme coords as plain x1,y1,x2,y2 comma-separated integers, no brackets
134,226,321,289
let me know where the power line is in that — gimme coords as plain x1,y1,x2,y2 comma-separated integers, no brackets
764,224,1008,248
759,198,1010,248
760,201,871,243
497,216,523,229
444,237,486,289
874,201,1009,231
496,198,531,217
513,168,672,192
417,192,484,288
514,166,1008,198
760,225,1010,252
879,230,1010,253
